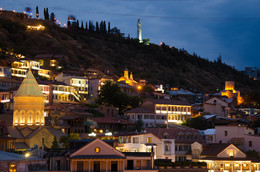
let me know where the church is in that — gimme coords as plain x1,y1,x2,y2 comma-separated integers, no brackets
6,68,65,151
117,68,138,87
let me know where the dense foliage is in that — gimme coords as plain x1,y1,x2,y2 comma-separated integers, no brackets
182,117,211,130
97,81,141,114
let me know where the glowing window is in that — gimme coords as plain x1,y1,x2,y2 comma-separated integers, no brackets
95,147,100,152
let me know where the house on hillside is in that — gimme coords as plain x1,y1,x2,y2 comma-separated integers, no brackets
47,138,157,172
197,143,260,171
117,127,205,162
125,98,193,127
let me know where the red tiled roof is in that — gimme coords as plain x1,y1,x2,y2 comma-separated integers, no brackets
144,127,205,144
200,143,231,156
125,107,154,113
146,98,191,106
92,117,134,125
0,77,21,83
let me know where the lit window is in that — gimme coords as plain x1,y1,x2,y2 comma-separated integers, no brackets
147,137,152,143
95,147,100,152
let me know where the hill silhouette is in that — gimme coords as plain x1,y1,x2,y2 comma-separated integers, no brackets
0,10,259,94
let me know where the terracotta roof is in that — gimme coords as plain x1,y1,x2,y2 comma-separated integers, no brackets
144,127,205,144
0,77,21,83
15,70,44,97
123,152,151,157
46,127,66,139
71,155,125,159
146,98,191,106
12,142,29,149
38,80,67,86
200,143,231,156
92,117,134,125
125,107,154,113
0,60,9,67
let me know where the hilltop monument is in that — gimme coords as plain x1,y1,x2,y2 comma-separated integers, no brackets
137,19,143,43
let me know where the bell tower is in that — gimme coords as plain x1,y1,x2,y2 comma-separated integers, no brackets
13,68,45,126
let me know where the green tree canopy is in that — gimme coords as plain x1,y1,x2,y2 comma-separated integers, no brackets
97,81,141,114
51,136,59,149
182,116,211,130
59,133,81,148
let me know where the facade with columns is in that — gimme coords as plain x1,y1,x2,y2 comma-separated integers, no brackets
68,139,156,172
7,69,65,150
13,69,45,126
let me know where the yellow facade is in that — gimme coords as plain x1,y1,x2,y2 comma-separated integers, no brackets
221,81,244,105
13,97,45,126
117,68,137,87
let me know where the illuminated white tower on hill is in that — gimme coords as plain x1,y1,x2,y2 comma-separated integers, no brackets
137,19,143,43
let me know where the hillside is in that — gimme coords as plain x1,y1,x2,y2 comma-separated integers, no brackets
0,11,259,94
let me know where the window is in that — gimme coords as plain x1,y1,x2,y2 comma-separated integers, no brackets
249,141,252,147
227,149,236,157
133,137,139,143
150,115,155,119
147,137,152,143
137,114,142,119
95,147,100,152
144,115,149,119
225,131,228,136
165,144,171,152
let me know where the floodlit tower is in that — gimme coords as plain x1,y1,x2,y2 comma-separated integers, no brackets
137,19,143,43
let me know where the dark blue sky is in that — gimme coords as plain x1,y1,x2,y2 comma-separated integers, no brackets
1,0,260,70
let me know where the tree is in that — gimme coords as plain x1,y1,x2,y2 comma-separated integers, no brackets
43,8,46,19
50,12,56,22
81,21,84,30
96,21,99,32
59,133,81,148
36,6,39,18
108,22,111,33
51,136,59,149
76,20,79,28
103,21,106,33
110,27,121,35
85,22,88,30
46,8,49,20
182,117,211,130
97,81,133,114
67,21,71,29
136,119,144,131
246,150,260,159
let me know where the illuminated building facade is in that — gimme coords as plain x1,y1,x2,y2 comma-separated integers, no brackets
125,99,193,127
197,143,260,172
38,80,82,104
13,70,45,126
11,60,40,78
27,25,45,31
221,81,243,105
38,68,52,79
117,68,138,87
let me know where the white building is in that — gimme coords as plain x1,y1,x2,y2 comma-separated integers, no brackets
125,99,192,127
117,133,175,161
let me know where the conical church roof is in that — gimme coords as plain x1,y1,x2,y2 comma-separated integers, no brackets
15,70,44,97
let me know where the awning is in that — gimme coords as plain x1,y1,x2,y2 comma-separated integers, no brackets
145,143,157,146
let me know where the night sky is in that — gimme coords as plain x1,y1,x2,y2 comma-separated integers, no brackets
1,0,260,70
